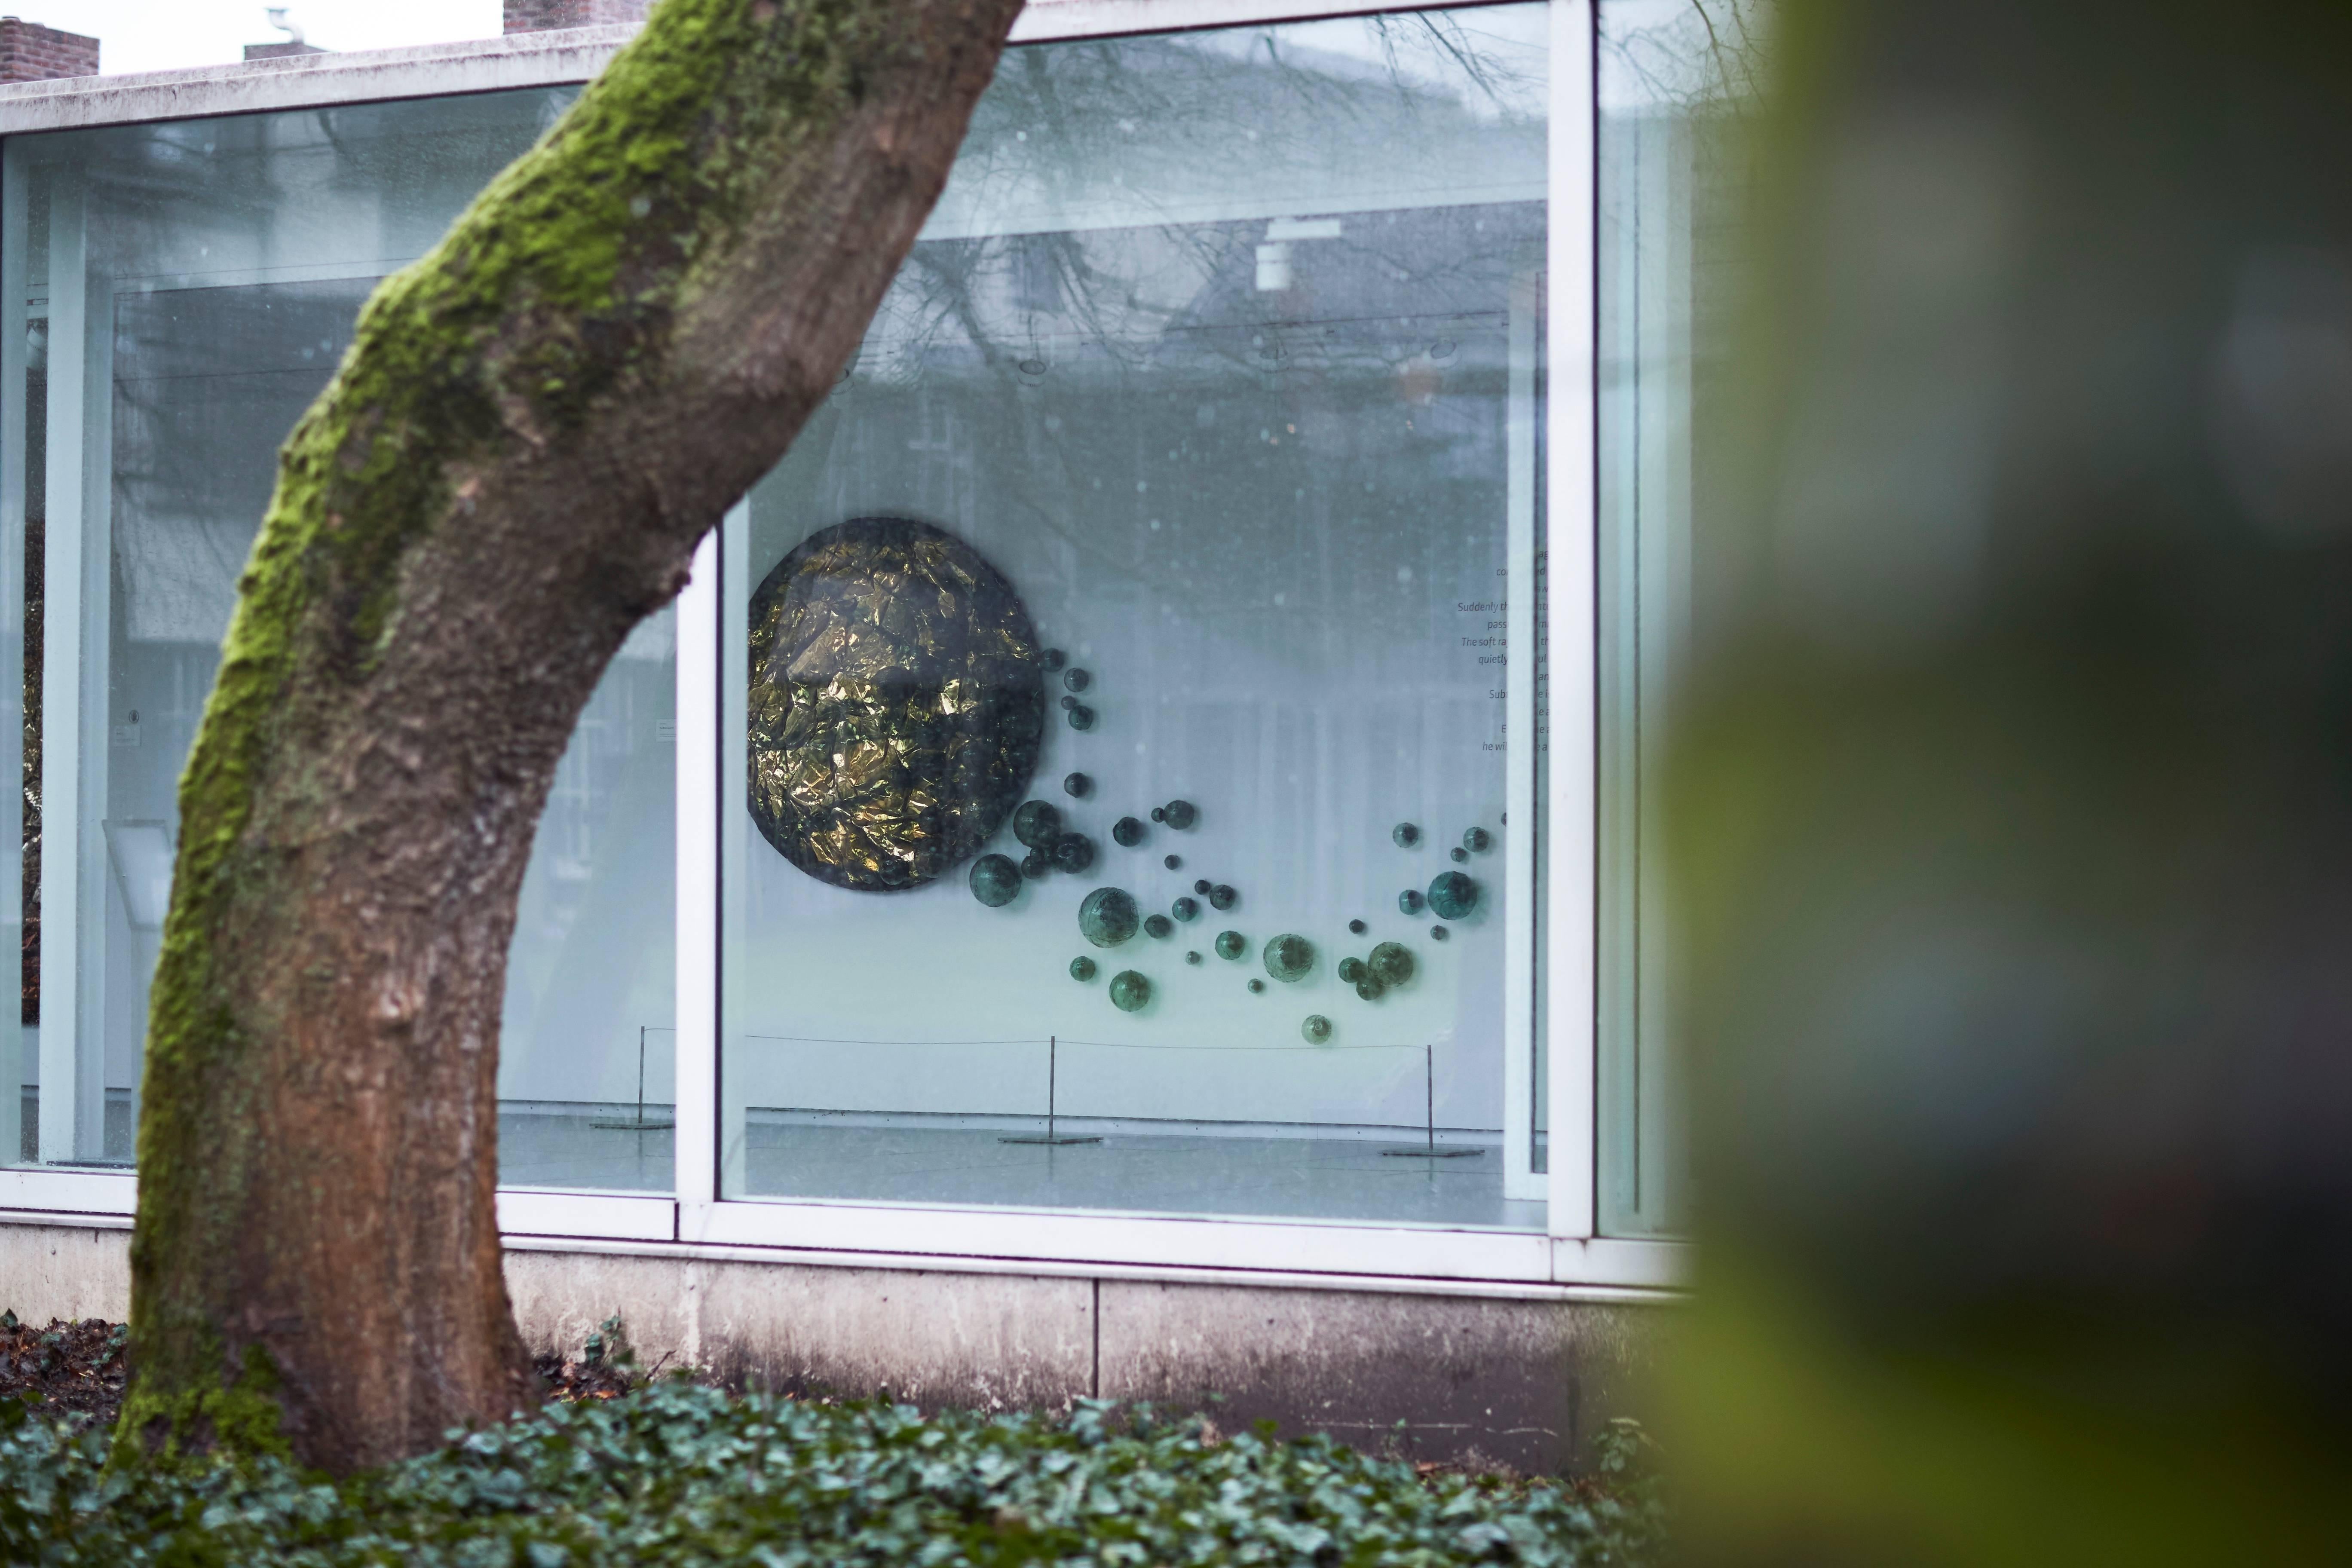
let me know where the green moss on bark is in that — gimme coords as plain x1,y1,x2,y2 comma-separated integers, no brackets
124,0,1020,1471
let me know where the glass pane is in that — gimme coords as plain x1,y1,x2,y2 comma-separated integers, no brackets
1596,0,1767,1234
720,4,1549,1228
2,88,675,1187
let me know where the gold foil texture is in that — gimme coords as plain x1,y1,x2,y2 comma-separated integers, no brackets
747,517,1045,891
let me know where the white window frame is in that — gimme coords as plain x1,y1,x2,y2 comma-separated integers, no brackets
0,0,1686,1296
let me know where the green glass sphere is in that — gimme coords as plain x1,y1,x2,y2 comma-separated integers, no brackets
1451,846,1469,863
1144,914,1175,939
1063,772,1092,798
1264,934,1314,983
1463,825,1492,853
1063,667,1091,693
1348,919,1367,935
1162,799,1197,830
1301,1014,1332,1044
1069,956,1097,982
1164,854,1182,870
1172,896,1200,922
1066,704,1096,731
1194,878,1212,895
1368,941,1415,986
1338,957,1367,984
1113,816,1145,847
1021,848,1052,879
1354,974,1386,1001
1431,924,1449,941
1248,979,1265,993
1398,889,1424,916
1110,970,1151,1012
1013,800,1063,850
1392,822,1420,848
1185,950,1202,965
1053,832,1096,873
968,853,1021,907
1209,884,1237,912
1428,871,1479,921
1215,929,1246,961
1078,887,1139,947
1042,647,1066,672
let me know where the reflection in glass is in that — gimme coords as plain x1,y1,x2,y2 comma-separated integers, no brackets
719,5,1550,1228
1596,0,1767,1234
1,89,675,1187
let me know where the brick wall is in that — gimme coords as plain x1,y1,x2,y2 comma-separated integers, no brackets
504,0,650,32
0,17,99,82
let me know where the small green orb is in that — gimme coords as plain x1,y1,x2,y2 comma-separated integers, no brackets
1110,970,1152,1012
1172,896,1200,922
1067,704,1096,731
1248,979,1265,993
1054,832,1096,873
1042,647,1067,672
1013,800,1063,850
1264,933,1315,982
1348,919,1367,935
1392,822,1420,848
1069,956,1097,982
1215,929,1246,961
1063,772,1092,797
1164,854,1182,870
1150,806,1166,823
1398,889,1424,916
1060,695,1078,711
1194,878,1212,895
1338,957,1366,983
1163,799,1197,830
1209,884,1237,911
1369,941,1415,986
1113,816,1145,847
1463,825,1492,853
1301,1014,1332,1044
1063,667,1091,693
1451,846,1469,863
1021,847,1053,879
1354,974,1386,1001
1144,913,1175,939
1185,950,1202,965
1428,872,1478,920
1078,887,1139,947
1431,924,1449,941
969,853,1022,907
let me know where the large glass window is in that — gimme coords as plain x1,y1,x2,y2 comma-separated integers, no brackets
2,89,676,1189
719,5,1550,1228
1596,0,1765,1235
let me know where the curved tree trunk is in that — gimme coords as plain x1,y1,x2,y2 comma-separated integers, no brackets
120,0,1024,1471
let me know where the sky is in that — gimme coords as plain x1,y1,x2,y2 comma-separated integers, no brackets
46,0,505,76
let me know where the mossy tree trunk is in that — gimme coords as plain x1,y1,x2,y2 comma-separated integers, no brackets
121,0,1024,1472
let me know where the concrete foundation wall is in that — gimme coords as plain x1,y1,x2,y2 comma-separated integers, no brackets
0,1222,1665,1471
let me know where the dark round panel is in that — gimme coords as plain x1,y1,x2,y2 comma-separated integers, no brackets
746,517,1044,892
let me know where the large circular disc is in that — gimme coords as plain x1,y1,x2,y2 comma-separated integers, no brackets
747,518,1045,891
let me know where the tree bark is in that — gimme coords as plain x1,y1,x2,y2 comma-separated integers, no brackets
120,0,1024,1471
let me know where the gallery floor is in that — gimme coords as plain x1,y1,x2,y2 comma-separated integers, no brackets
494,1107,1547,1230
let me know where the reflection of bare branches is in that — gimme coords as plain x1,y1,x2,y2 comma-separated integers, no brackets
1601,0,1771,116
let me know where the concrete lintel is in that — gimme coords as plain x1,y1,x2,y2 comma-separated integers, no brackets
0,26,636,136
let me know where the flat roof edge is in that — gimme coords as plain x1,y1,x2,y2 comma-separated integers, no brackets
0,25,638,136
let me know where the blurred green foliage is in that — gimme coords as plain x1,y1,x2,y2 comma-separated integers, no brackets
1667,0,2352,1560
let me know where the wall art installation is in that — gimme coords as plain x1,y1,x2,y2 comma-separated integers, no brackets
746,517,1045,891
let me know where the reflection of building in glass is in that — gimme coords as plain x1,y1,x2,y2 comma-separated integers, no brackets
0,0,1742,1470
